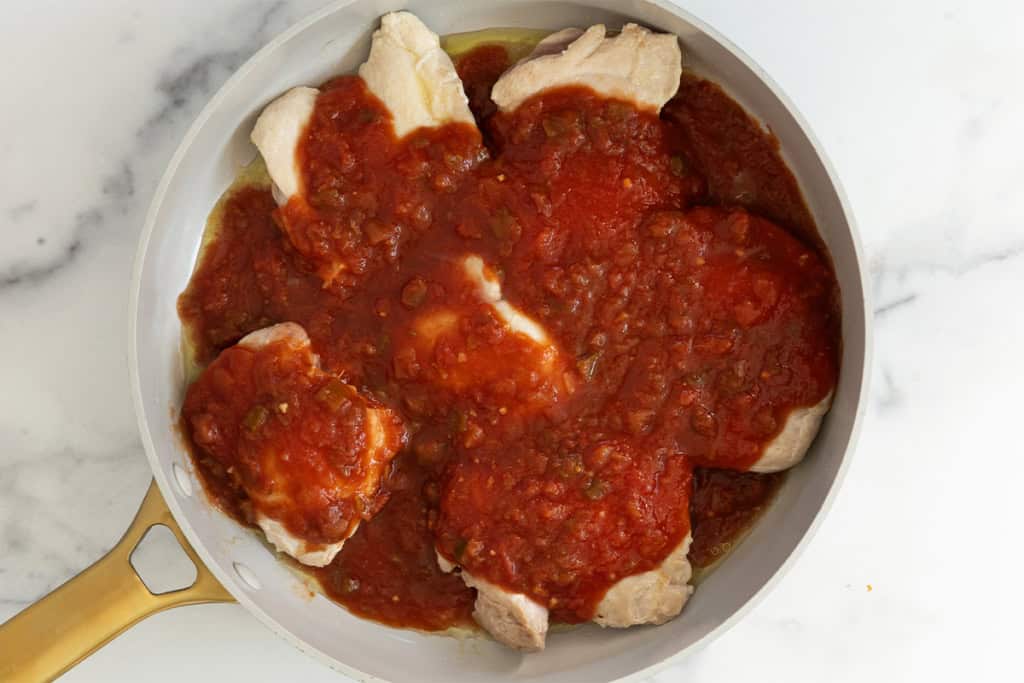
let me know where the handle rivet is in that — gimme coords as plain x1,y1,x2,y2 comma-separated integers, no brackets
172,462,193,497
233,562,262,590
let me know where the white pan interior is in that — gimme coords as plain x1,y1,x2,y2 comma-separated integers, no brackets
130,1,869,681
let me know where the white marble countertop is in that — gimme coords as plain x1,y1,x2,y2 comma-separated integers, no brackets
1,0,1020,680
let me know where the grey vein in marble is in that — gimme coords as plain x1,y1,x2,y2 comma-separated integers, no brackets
873,293,918,318
0,0,312,617
6,200,38,221
139,1,287,140
0,0,290,296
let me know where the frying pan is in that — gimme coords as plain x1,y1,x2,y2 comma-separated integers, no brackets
0,1,870,680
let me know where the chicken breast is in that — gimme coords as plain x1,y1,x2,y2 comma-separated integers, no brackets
250,12,483,291
249,86,318,204
437,534,694,647
632,207,837,476
234,320,312,352
750,391,834,473
592,533,693,627
491,23,682,113
436,435,694,649
183,322,406,567
437,553,549,651
358,11,476,137
404,254,574,409
254,401,402,567
251,11,474,207
412,255,554,348
461,254,552,345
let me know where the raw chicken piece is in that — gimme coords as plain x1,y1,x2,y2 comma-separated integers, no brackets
249,87,318,204
403,254,575,412
251,11,475,207
491,23,682,113
358,11,476,137
438,533,695,649
183,323,406,567
437,553,548,651
592,533,693,627
437,437,694,650
250,12,482,290
751,392,834,473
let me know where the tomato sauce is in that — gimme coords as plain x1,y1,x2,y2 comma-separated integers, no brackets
662,73,821,250
181,332,403,546
455,44,509,124
689,468,785,569
282,76,486,294
314,451,477,630
178,43,839,631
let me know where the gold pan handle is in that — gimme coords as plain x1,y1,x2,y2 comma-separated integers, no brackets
0,481,234,682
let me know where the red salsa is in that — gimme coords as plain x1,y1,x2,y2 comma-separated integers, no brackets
181,329,405,547
281,76,485,294
178,43,839,631
689,468,785,568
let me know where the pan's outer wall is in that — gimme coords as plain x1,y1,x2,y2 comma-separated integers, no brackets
129,1,869,681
